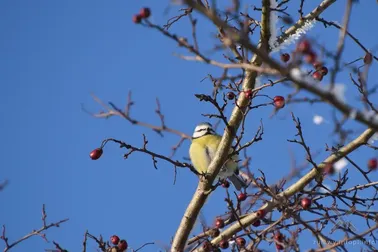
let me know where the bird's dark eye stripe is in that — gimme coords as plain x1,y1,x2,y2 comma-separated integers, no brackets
196,128,209,132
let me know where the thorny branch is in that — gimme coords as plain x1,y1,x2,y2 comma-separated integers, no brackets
83,92,190,156
1,205,68,252
100,137,199,175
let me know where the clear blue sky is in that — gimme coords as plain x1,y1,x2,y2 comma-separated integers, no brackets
1,1,377,251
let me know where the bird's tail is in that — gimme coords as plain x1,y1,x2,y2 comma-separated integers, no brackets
229,173,248,191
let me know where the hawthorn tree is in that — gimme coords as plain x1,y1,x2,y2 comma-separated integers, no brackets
2,0,378,251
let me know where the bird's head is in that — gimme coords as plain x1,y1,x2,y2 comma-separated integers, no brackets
192,122,216,139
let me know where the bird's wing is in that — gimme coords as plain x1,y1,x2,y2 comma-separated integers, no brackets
206,135,238,178
205,137,219,160
213,135,239,166
189,141,212,174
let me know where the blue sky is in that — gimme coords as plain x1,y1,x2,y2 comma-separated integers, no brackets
1,1,378,251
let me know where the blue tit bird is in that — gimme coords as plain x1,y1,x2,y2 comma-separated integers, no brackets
189,122,247,190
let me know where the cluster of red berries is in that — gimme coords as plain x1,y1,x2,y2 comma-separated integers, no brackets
213,217,249,249
110,235,128,251
251,209,265,227
280,40,329,81
132,7,151,24
296,39,329,81
312,63,328,81
215,209,266,249
205,210,267,250
213,218,226,249
216,236,247,250
274,231,285,250
220,181,248,201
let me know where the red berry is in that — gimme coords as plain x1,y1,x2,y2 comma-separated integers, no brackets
274,232,284,242
219,240,229,249
139,7,151,18
221,180,230,188
297,39,311,54
132,14,142,24
237,192,247,201
110,235,120,245
244,90,252,99
280,53,290,63
257,209,265,218
215,218,225,229
275,243,284,250
236,237,246,247
252,219,261,227
226,92,235,100
320,66,328,76
323,163,335,175
202,241,213,251
305,51,317,64
301,197,311,210
368,158,377,171
364,52,373,65
273,96,285,109
90,148,103,160
313,61,323,69
118,240,128,251
312,71,323,81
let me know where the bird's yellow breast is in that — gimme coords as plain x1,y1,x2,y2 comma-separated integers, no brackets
192,134,221,148
189,135,221,174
